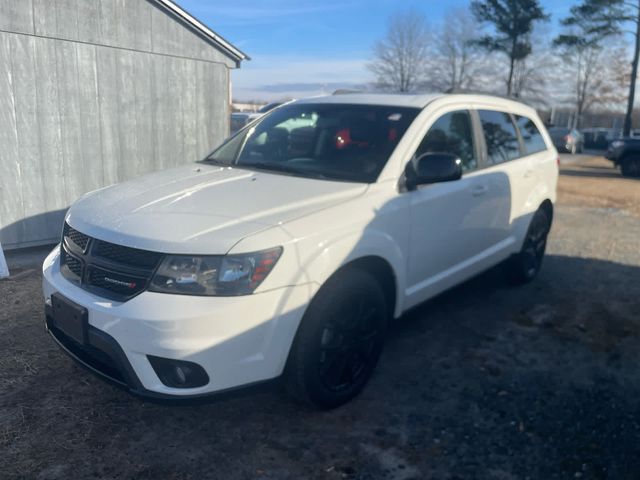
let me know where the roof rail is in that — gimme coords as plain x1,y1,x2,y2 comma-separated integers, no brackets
332,89,364,95
445,88,518,100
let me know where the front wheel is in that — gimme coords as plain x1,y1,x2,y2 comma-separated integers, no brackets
621,156,640,178
285,269,388,409
507,208,551,285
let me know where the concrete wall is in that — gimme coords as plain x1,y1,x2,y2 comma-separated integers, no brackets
0,0,234,248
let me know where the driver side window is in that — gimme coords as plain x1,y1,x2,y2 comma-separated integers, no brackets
415,110,477,172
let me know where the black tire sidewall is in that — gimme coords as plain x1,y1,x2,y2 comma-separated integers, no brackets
621,157,640,178
509,208,550,284
287,269,388,409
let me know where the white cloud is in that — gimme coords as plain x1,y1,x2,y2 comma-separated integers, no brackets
231,55,371,101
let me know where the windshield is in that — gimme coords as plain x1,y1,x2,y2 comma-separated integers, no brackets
258,102,282,113
206,103,420,183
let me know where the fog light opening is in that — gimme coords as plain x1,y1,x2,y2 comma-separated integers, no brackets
147,355,209,389
174,365,187,385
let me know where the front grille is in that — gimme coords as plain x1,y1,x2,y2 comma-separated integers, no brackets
61,249,83,282
63,223,90,251
93,240,162,269
60,222,162,301
86,266,148,297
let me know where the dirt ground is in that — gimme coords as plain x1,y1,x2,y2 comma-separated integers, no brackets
1,155,639,480
558,155,640,216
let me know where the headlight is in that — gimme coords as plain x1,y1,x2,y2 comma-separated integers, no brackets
148,247,282,296
611,140,624,149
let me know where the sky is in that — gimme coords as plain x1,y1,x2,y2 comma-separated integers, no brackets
177,0,575,101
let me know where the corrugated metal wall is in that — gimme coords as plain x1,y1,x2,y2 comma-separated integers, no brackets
0,0,235,248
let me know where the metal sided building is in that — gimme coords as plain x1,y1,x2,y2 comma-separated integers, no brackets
0,0,247,249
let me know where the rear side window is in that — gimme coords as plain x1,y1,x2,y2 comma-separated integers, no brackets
415,110,477,172
515,115,547,155
478,110,521,165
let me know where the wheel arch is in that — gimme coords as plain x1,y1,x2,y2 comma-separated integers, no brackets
331,256,398,321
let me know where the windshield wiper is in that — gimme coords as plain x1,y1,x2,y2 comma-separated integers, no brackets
241,162,328,180
200,157,229,166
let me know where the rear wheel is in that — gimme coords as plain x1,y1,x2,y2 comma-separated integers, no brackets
621,156,640,178
285,268,388,409
507,208,551,285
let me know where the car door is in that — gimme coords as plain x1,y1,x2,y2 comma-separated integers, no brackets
474,110,526,250
510,113,555,239
404,109,499,308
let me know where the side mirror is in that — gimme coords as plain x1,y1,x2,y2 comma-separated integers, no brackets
404,153,463,190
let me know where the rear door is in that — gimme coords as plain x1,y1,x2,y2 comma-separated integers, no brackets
474,110,525,250
511,113,556,239
476,109,555,253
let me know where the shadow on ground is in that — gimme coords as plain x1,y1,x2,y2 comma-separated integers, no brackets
560,169,623,180
1,254,639,479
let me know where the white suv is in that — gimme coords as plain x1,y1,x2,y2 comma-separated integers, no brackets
43,94,557,408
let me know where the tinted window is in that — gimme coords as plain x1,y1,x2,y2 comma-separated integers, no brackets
515,115,547,155
207,104,420,183
415,110,477,172
478,110,521,164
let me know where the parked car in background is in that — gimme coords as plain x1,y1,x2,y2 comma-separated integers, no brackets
581,128,615,150
230,102,284,133
606,138,640,177
548,127,583,154
43,93,558,409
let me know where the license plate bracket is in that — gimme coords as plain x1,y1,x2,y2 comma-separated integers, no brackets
51,293,88,345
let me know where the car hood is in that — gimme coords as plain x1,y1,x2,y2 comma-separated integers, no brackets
66,164,367,254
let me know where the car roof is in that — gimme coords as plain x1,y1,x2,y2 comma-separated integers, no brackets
292,93,537,113
293,93,441,108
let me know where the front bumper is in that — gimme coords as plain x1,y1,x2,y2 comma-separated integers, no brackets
42,247,314,399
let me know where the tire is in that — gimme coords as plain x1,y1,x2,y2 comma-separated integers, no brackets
507,208,551,285
285,268,388,409
621,156,640,178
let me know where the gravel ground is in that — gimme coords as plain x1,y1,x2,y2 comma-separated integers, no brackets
1,155,639,479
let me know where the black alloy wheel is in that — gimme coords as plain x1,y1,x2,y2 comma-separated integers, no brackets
508,208,551,284
285,268,388,409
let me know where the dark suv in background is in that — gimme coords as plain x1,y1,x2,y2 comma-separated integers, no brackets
606,139,640,177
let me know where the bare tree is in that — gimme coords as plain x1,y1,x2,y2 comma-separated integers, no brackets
562,45,620,127
511,54,551,104
368,10,430,93
428,8,482,92
510,26,558,105
559,0,639,136
547,42,627,127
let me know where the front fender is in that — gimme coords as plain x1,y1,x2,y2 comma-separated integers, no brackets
298,228,407,318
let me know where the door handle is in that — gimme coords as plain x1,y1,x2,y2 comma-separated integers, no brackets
524,169,534,178
471,185,488,197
